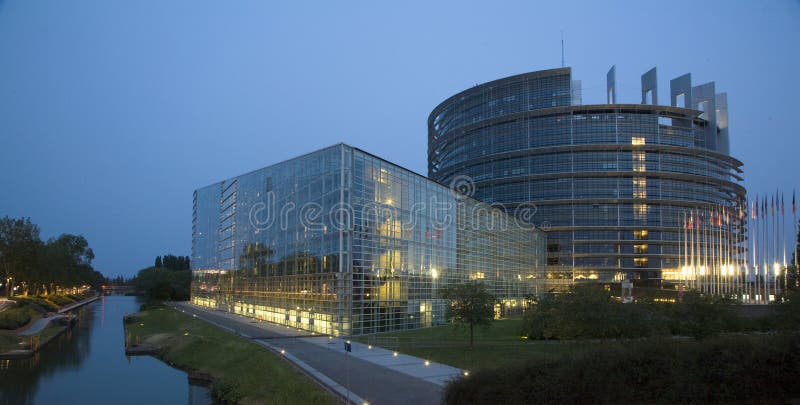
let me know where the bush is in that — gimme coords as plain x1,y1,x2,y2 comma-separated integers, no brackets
139,300,165,311
11,296,58,312
0,304,34,329
45,294,76,306
522,286,748,340
444,333,800,404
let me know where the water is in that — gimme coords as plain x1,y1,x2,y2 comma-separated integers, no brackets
0,296,212,405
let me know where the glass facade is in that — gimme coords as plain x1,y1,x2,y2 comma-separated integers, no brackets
429,67,746,285
191,144,546,336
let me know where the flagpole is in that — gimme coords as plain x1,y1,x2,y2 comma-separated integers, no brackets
782,191,787,292
794,189,798,289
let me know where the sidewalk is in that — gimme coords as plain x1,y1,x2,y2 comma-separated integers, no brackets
171,302,464,405
58,295,100,313
18,315,67,336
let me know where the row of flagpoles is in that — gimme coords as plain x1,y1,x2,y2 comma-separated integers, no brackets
678,190,797,304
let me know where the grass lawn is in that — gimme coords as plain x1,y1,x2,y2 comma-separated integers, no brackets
0,332,25,352
352,318,600,371
127,307,337,405
0,323,65,353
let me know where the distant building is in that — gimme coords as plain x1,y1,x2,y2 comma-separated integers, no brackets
428,67,746,286
191,144,546,336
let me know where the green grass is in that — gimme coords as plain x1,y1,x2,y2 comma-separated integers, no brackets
0,322,65,352
0,332,26,352
352,318,597,371
127,308,337,405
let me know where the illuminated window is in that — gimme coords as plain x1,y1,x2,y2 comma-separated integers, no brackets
469,271,485,280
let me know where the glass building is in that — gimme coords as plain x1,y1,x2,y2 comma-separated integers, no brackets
428,67,746,286
191,144,546,336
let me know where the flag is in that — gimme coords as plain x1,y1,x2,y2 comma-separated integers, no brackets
751,199,756,220
781,193,784,216
771,195,775,217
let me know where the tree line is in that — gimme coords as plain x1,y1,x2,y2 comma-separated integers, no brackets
154,254,190,270
0,216,105,297
133,254,191,301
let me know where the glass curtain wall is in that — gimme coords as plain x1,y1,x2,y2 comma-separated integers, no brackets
192,144,546,336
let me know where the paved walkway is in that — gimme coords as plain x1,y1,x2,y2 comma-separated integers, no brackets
18,315,66,336
58,295,100,313
171,302,464,405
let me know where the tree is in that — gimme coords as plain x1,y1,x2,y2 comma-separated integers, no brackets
155,256,162,268
440,282,496,349
0,217,42,297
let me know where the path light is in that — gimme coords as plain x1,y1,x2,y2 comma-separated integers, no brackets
463,371,470,377
368,345,372,350
424,360,430,366
393,352,398,357
280,349,286,355
184,332,189,336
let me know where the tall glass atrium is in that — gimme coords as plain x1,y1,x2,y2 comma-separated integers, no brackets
191,144,546,336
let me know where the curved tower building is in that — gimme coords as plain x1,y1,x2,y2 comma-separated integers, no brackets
428,67,746,286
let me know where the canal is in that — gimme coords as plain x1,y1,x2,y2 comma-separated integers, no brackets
0,296,211,404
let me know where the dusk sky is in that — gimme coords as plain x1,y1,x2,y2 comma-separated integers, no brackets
1,1,798,278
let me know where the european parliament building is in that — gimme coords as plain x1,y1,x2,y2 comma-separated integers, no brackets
428,67,746,285
191,144,546,336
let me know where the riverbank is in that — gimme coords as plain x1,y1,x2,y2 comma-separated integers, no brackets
0,295,99,359
124,306,336,404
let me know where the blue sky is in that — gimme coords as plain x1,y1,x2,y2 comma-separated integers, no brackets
1,1,798,277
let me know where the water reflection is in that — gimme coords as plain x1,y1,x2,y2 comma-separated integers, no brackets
0,296,211,405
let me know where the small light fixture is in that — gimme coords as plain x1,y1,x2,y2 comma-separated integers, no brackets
393,352,398,357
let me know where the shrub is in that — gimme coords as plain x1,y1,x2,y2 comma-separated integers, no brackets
11,296,58,312
0,304,34,329
444,333,800,404
45,294,76,306
521,286,747,340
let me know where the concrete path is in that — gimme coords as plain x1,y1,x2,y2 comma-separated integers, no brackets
18,315,66,336
58,295,100,313
171,302,464,405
